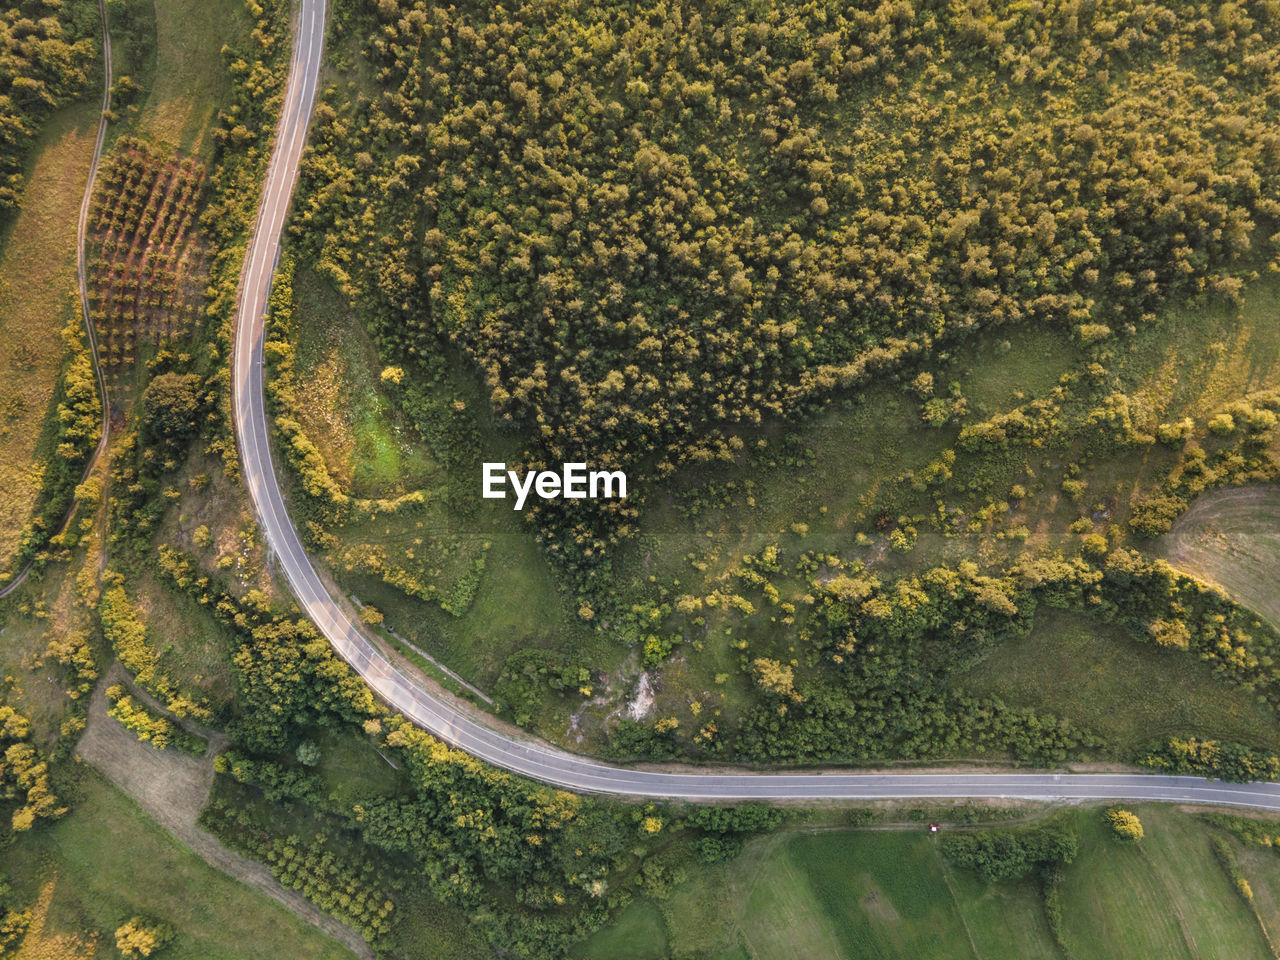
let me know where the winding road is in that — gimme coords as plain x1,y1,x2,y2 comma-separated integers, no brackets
231,0,1280,809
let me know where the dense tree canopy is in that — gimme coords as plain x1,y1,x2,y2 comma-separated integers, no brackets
298,0,1280,558
0,0,100,213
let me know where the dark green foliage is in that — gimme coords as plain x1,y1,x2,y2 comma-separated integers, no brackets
1140,737,1280,783
493,648,588,726
687,803,783,863
686,804,783,835
691,834,742,864
0,1,100,216
141,371,204,444
942,821,1078,882
604,718,682,762
202,791,400,946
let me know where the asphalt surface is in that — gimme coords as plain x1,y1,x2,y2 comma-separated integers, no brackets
230,0,1280,810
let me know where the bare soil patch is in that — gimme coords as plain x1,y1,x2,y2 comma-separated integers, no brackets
76,666,374,959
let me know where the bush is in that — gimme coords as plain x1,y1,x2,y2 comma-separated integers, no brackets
115,916,174,958
1104,809,1143,843
295,741,321,766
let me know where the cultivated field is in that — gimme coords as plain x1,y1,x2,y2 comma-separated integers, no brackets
88,139,207,373
577,807,1280,960
1156,485,1280,631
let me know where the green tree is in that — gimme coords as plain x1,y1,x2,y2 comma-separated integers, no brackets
142,372,203,443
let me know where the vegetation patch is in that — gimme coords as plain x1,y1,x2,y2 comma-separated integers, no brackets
0,103,99,570
105,684,207,755
87,139,208,373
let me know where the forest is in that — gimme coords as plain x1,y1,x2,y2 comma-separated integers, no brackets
7,0,1280,958
296,0,1280,566
0,0,101,216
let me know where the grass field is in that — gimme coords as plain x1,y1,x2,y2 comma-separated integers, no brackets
579,808,1280,960
291,267,437,497
127,568,238,715
575,827,1043,960
1155,485,1280,631
0,102,99,571
1058,806,1270,960
129,0,245,157
4,770,356,960
956,608,1280,753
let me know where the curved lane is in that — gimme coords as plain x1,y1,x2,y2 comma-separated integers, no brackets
231,0,1280,809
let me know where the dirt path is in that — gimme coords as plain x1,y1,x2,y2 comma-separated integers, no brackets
76,666,374,960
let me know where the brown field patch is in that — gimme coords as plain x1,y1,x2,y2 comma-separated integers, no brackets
87,138,207,373
0,103,97,567
1155,485,1280,630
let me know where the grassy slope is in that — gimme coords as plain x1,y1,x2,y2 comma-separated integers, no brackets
5,771,355,960
129,0,244,158
0,558,91,749
1059,806,1269,960
580,808,1280,960
127,567,238,713
956,609,1280,753
291,266,436,497
0,102,98,570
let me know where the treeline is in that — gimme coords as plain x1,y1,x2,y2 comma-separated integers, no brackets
105,684,206,755
1,321,101,582
295,0,1280,571
1141,737,1280,783
942,819,1078,883
0,696,64,833
0,0,100,216
647,541,1280,765
202,792,399,946
1130,389,1280,538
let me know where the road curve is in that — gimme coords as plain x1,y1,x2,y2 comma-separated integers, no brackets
0,0,113,600
231,0,1280,809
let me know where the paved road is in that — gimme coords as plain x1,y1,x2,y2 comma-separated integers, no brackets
231,0,1280,810
0,0,113,600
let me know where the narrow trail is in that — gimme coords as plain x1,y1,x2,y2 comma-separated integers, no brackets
77,666,375,960
0,0,114,601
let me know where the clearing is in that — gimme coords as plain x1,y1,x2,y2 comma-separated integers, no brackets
957,608,1280,753
0,102,99,573
1155,485,1280,631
